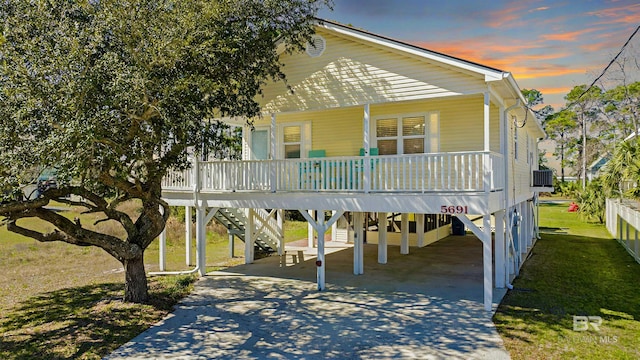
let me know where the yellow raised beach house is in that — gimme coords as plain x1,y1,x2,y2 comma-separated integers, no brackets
160,20,552,311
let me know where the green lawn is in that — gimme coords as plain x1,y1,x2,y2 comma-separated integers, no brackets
494,202,640,359
0,204,309,359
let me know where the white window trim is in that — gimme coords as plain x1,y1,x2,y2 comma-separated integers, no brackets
278,121,311,159
371,112,439,155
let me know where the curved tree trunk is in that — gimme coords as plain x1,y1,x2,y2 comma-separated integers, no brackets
124,254,149,303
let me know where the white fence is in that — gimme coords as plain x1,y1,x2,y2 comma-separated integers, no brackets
606,198,640,264
163,151,505,194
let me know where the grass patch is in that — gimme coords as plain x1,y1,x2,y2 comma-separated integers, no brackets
494,203,640,359
1,202,310,359
0,275,196,360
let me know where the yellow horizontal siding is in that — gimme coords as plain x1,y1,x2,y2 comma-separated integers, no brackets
260,30,487,113
255,96,505,158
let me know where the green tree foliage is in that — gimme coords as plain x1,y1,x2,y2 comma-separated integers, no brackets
565,85,603,187
601,138,640,199
0,0,330,303
577,178,607,223
522,88,554,122
603,81,640,138
543,109,578,182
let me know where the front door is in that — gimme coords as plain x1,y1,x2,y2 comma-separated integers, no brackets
251,129,269,160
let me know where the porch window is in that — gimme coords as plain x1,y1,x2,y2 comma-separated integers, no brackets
375,113,439,155
376,118,399,155
283,125,301,159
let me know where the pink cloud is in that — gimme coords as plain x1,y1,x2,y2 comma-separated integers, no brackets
415,38,579,80
485,3,532,28
540,28,599,42
537,86,573,95
586,3,640,25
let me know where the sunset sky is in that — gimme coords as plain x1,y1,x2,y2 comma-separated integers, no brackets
319,0,640,110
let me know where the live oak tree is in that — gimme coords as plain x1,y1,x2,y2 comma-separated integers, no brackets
0,0,330,303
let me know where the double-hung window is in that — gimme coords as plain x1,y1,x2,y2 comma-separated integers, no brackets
279,122,310,159
375,113,439,155
282,125,302,159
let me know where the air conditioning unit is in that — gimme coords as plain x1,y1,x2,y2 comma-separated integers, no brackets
532,170,553,187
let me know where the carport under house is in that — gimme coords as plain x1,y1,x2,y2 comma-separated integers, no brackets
157,19,552,312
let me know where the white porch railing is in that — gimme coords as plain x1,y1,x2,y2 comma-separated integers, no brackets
162,151,505,194
606,198,640,264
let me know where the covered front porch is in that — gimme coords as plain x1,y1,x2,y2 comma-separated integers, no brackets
162,151,505,195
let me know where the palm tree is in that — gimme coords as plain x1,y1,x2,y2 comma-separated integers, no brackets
578,178,607,223
601,138,640,199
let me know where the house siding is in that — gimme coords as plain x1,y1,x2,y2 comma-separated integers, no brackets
254,96,503,158
260,29,488,113
509,120,538,202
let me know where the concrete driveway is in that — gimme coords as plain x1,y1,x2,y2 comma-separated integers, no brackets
107,236,509,359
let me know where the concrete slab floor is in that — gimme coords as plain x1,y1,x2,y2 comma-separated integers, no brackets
107,236,510,359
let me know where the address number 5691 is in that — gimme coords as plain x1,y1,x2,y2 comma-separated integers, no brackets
440,205,468,214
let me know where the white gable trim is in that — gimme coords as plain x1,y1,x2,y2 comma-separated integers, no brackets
318,21,505,81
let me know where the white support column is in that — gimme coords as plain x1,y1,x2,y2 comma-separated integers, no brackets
453,214,494,312
519,202,526,256
331,210,338,241
416,214,425,248
494,210,506,288
526,202,532,249
308,210,315,248
363,104,371,155
521,203,528,251
363,104,371,193
528,201,535,248
400,213,409,255
378,212,387,264
185,206,192,266
483,214,493,312
270,113,277,192
159,228,167,271
195,207,206,276
270,113,277,159
484,91,491,152
354,212,364,275
483,91,491,193
277,209,284,256
299,210,344,291
244,208,255,264
317,211,326,290
228,230,235,258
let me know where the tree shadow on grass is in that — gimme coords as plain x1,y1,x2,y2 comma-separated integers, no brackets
0,280,185,360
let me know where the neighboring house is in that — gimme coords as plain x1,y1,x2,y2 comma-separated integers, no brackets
587,155,610,182
587,130,638,182
161,20,552,311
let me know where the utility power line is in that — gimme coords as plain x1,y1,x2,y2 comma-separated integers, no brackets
567,24,640,108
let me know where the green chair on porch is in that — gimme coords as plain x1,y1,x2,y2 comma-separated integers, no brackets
300,150,325,189
352,148,378,189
